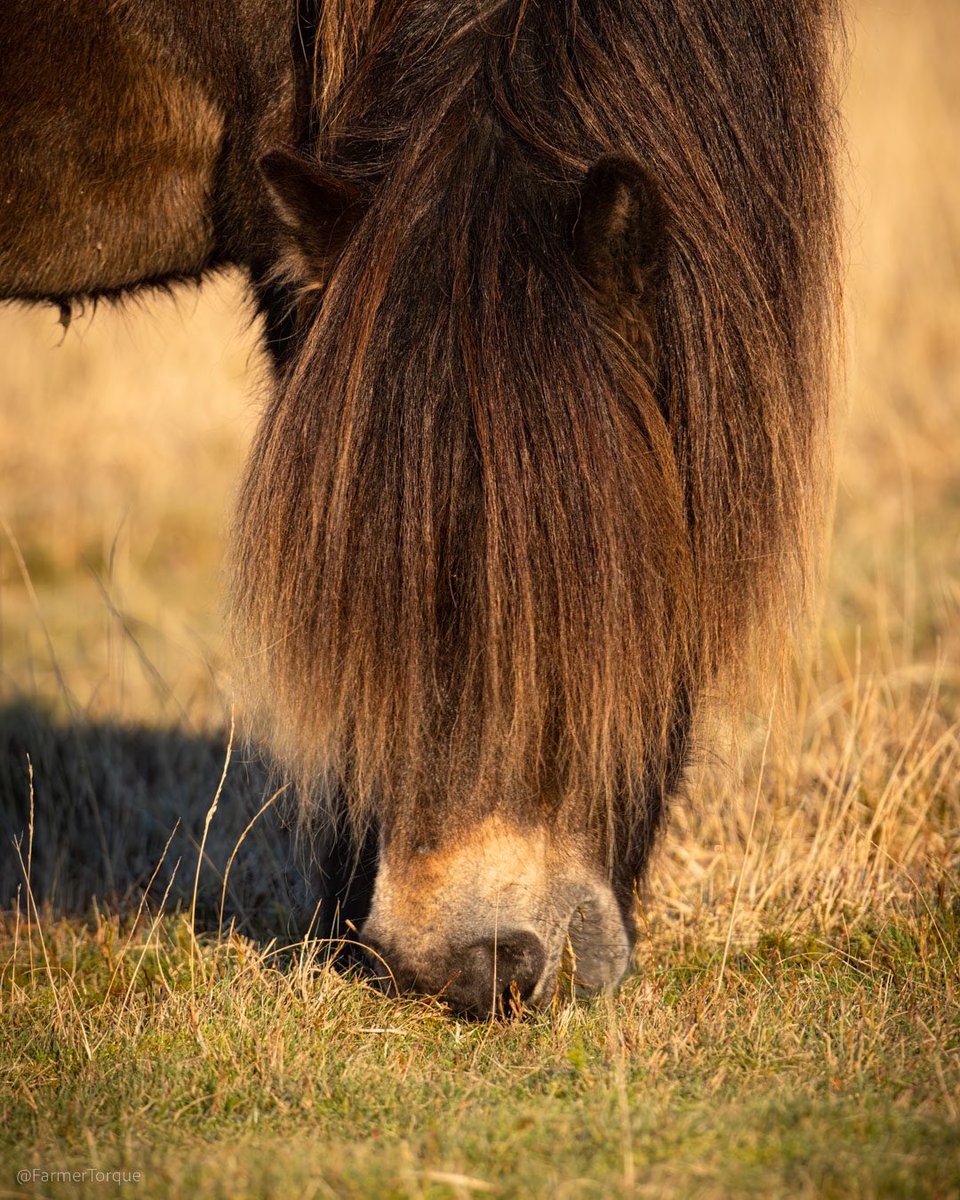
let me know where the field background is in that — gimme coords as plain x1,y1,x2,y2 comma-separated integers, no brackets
1,0,958,1195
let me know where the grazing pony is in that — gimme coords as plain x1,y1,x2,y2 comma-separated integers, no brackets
1,0,841,1014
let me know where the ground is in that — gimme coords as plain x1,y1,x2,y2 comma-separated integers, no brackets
1,1,958,1196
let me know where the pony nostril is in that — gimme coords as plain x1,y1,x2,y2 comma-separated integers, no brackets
358,928,547,1016
492,930,546,1001
454,929,546,1015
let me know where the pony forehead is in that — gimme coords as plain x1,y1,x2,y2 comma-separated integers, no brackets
311,2,616,185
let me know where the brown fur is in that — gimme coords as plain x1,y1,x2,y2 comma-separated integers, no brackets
0,0,298,331
230,0,843,880
0,11,220,298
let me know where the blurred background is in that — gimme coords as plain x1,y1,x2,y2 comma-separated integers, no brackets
0,0,957,931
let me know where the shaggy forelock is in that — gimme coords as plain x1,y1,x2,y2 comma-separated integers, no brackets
231,0,841,854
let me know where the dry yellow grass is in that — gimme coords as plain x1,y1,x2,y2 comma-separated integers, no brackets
0,275,265,724
0,1,958,1195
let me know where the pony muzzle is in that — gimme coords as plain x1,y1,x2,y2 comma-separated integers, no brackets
359,816,633,1016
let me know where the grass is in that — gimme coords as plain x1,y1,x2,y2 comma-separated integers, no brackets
1,0,959,1195
2,909,957,1197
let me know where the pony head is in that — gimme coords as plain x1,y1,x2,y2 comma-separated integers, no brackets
232,0,839,1013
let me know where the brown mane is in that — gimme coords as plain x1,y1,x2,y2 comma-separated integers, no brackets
230,0,842,853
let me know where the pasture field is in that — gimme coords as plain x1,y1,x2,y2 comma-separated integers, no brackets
1,1,959,1195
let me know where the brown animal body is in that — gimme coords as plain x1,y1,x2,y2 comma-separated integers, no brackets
0,0,299,345
1,1,841,1015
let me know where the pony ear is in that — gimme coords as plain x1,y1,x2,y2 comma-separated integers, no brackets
261,148,368,283
573,155,667,337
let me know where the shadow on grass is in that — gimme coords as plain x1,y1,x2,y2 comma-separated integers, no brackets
0,700,376,942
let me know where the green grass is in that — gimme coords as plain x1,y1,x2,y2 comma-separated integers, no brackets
2,906,958,1198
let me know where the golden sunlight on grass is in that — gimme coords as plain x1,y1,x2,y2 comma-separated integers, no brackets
0,275,265,725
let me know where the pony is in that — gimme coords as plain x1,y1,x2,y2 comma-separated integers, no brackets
1,0,841,1015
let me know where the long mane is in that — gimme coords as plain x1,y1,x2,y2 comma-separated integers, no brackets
231,0,841,842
